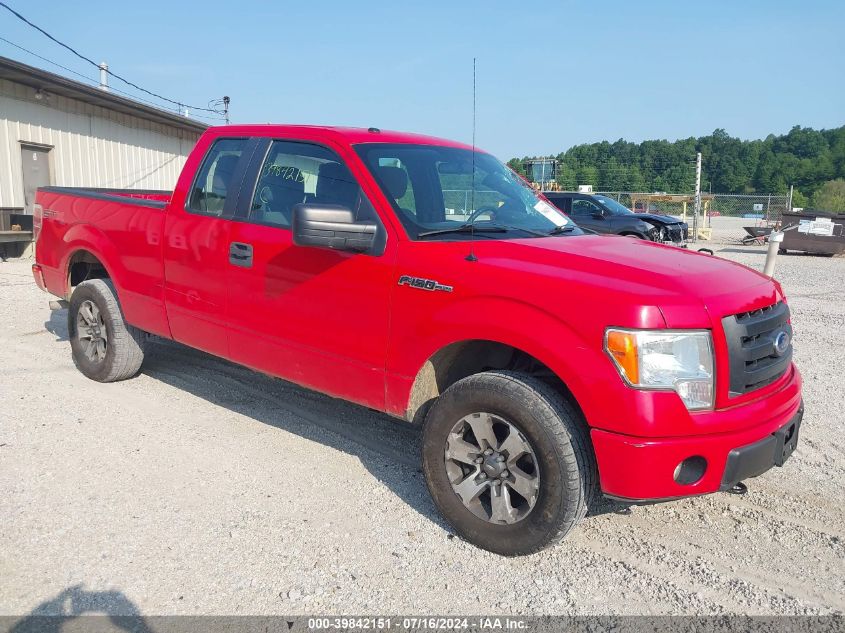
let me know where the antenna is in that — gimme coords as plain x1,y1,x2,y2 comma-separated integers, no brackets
466,57,478,262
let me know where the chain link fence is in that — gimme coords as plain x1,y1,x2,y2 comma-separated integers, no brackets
440,186,792,244
594,191,792,243
594,192,691,217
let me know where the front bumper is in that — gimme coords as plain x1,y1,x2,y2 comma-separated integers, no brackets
648,223,688,246
720,404,802,490
592,367,803,501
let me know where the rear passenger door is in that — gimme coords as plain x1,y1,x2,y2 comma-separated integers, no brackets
225,139,395,410
163,137,257,357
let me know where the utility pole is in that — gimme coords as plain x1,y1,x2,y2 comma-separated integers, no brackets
693,152,702,242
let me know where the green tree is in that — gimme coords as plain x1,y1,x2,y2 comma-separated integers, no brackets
811,179,845,211
555,162,577,190
508,124,845,194
623,165,647,192
576,166,599,188
791,190,809,208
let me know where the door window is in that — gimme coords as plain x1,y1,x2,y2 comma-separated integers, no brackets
571,199,603,217
187,138,248,216
249,141,375,228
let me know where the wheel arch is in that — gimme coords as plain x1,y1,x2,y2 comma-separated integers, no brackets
61,224,127,300
404,337,589,427
67,248,113,293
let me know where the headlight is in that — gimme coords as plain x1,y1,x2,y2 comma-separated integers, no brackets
604,329,715,410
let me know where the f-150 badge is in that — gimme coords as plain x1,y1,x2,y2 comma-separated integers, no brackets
398,275,453,293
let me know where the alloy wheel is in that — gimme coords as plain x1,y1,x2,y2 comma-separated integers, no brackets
444,412,540,524
76,299,108,362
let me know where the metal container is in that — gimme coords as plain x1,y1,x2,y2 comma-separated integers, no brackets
780,210,845,255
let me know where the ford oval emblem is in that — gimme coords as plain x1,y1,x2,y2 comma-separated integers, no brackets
773,330,791,357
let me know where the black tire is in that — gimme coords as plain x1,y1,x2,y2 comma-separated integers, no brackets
421,370,597,556
68,279,146,382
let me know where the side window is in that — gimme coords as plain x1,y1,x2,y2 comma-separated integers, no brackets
187,138,248,215
548,196,569,213
250,141,375,228
571,199,602,217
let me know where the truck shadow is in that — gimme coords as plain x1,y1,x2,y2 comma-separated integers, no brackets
43,314,620,531
140,337,451,532
7,584,154,632
44,310,69,342
140,339,628,526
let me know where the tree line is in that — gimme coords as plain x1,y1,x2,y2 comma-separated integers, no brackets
508,125,845,209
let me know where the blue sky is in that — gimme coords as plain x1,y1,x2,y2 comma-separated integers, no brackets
1,1,843,159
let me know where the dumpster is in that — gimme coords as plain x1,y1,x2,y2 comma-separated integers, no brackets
780,210,845,255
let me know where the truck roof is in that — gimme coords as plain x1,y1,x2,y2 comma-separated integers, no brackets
204,124,477,151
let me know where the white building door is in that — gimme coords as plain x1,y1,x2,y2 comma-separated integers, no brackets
20,144,52,214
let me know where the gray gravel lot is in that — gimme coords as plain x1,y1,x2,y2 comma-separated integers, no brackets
1,245,843,617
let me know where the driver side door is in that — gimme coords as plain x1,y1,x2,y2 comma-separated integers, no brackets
570,198,609,233
224,138,396,410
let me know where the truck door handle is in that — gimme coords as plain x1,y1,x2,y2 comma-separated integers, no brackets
229,242,253,268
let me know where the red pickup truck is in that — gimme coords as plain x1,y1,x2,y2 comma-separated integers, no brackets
32,124,803,555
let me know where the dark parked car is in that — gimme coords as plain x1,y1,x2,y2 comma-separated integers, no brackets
545,192,688,245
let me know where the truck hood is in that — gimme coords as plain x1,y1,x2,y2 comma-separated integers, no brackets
471,234,777,326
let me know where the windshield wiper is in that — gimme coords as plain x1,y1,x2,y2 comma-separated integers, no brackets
546,225,578,235
417,223,508,238
418,222,577,239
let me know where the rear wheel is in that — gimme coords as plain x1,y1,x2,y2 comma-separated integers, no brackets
421,371,597,556
68,279,146,382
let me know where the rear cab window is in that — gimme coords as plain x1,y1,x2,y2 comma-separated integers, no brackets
187,138,249,216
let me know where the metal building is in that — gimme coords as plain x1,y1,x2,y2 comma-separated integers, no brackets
0,55,206,255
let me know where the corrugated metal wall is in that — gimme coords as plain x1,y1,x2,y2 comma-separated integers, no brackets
0,77,203,210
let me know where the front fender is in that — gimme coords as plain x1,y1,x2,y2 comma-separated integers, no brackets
386,295,636,427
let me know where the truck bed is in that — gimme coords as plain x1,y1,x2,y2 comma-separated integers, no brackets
35,186,174,338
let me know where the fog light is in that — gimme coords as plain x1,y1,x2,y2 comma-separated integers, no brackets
673,456,707,485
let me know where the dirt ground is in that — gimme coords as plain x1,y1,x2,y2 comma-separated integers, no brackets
1,245,843,617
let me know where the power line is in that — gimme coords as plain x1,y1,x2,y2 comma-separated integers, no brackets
0,36,227,123
0,1,225,114
0,36,96,83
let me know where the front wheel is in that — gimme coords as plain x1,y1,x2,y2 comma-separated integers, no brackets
68,279,146,382
421,371,597,556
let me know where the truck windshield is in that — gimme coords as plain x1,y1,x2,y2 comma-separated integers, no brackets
355,143,578,240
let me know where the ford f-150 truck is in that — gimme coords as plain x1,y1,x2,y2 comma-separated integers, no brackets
31,125,803,556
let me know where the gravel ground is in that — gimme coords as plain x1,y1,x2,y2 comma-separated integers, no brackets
0,246,843,617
